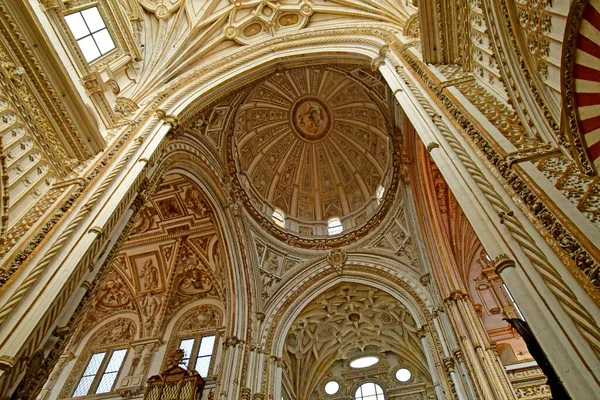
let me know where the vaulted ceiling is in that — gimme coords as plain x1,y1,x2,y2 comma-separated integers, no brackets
234,66,392,231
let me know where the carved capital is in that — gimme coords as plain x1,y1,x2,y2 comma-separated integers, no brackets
442,356,455,374
240,387,252,400
426,142,440,153
452,348,464,364
445,290,468,304
492,255,516,275
224,335,241,348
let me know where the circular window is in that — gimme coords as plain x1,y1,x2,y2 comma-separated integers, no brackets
349,356,379,368
324,380,340,395
395,368,411,382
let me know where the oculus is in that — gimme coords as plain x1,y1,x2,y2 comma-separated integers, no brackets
350,356,379,368
395,368,411,382
324,381,340,395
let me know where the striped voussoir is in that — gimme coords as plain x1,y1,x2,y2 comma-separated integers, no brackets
575,0,600,171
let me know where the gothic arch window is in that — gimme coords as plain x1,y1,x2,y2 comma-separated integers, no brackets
355,382,386,400
60,318,136,398
163,304,224,379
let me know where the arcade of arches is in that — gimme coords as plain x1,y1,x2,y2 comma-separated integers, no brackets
0,0,600,399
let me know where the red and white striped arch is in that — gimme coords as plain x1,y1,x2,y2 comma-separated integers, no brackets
573,0,600,171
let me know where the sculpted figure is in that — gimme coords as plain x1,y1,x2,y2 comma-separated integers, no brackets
141,259,159,290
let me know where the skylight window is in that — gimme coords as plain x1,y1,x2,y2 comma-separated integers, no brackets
327,217,343,236
65,7,115,62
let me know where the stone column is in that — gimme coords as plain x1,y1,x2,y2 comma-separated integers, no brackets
417,324,457,400
444,291,516,400
218,335,245,400
37,352,74,400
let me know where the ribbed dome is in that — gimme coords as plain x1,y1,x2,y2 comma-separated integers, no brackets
234,66,392,236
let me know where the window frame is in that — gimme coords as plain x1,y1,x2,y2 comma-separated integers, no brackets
354,381,386,400
177,333,219,378
72,346,128,397
64,6,116,64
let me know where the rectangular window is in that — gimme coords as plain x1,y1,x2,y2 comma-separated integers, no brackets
95,349,127,393
72,348,127,397
194,335,216,377
177,334,217,377
73,352,106,396
65,7,115,62
178,338,195,368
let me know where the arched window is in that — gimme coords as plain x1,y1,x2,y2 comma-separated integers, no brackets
61,318,136,398
164,304,223,379
355,382,385,400
272,208,285,228
327,217,343,235
376,185,385,202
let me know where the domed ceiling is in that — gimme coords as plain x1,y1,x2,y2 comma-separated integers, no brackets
233,65,395,238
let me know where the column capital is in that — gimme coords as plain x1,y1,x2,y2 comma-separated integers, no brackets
492,254,516,275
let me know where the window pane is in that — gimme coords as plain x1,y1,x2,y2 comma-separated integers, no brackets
95,349,126,394
198,335,216,356
65,13,90,39
328,217,343,235
194,355,211,377
105,349,127,372
83,352,106,376
93,29,115,54
73,376,95,397
179,338,195,368
355,383,385,400
81,7,105,32
77,36,101,62
73,353,106,397
362,383,376,396
95,371,117,394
